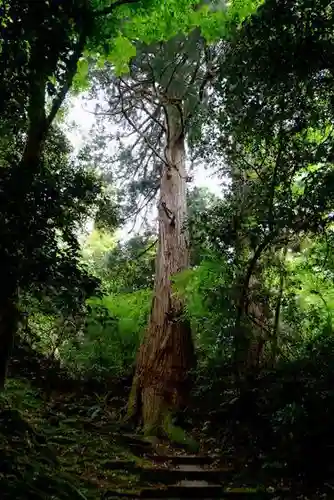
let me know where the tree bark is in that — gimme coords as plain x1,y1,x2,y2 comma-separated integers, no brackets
128,100,195,437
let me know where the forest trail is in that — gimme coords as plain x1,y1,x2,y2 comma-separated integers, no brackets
4,344,329,500
3,373,332,499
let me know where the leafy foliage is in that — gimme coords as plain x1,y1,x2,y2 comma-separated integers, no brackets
60,291,151,379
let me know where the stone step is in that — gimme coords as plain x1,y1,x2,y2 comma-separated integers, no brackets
139,485,273,498
115,434,153,456
145,454,222,465
104,486,275,499
140,495,274,500
140,465,235,484
119,434,153,447
102,459,139,472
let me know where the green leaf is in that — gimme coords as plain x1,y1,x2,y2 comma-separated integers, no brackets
72,57,90,93
107,35,137,76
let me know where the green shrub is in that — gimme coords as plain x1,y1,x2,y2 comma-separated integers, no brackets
61,290,152,378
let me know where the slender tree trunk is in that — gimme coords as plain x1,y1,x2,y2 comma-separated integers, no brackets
0,74,47,390
271,245,288,366
0,287,19,389
233,293,249,388
0,28,87,388
128,100,195,437
0,129,41,390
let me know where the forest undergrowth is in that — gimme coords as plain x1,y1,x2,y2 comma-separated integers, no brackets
2,344,145,500
2,339,334,500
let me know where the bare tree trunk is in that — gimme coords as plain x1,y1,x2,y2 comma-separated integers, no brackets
128,101,195,437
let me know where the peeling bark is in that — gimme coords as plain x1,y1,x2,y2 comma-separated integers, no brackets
128,100,195,436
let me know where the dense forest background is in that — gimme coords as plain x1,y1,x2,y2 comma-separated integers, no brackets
1,0,334,498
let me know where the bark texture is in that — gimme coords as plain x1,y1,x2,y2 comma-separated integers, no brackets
128,101,195,436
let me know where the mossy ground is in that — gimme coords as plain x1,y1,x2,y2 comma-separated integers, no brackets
0,378,146,499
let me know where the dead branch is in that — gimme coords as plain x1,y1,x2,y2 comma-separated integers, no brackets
120,99,168,166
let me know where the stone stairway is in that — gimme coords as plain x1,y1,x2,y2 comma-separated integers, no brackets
104,441,282,499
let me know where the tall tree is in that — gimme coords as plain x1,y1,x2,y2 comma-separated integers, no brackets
88,0,263,436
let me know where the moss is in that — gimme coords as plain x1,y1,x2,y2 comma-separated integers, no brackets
163,412,199,452
127,375,140,421
139,388,199,452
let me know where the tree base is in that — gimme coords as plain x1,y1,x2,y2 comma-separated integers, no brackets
127,381,198,452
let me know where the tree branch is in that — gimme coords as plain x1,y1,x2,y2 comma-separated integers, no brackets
126,187,158,234
136,238,158,259
183,65,218,126
268,134,284,232
93,0,141,17
121,100,168,166
237,151,266,182
243,233,290,318
165,52,188,97
46,31,87,130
